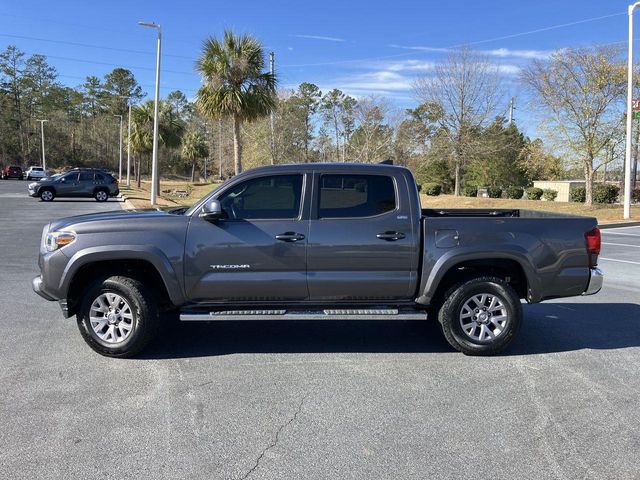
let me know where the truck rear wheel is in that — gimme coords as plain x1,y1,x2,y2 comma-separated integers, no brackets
438,276,522,356
77,276,157,357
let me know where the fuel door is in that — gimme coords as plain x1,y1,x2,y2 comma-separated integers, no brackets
435,229,460,248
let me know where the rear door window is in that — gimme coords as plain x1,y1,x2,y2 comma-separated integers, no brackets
318,174,396,218
79,172,94,182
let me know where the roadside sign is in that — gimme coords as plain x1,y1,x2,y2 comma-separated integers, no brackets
634,111,640,119
633,98,640,111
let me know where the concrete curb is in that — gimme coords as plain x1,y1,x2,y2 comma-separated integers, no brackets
117,193,136,211
599,221,640,229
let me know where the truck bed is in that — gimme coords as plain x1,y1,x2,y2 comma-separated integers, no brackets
421,208,585,219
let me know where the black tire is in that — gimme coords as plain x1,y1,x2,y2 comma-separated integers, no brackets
19,176,24,180
77,276,158,357
438,276,522,356
94,188,109,202
40,188,55,202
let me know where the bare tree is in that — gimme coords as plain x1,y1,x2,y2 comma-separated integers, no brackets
413,47,502,195
521,46,625,204
349,96,395,163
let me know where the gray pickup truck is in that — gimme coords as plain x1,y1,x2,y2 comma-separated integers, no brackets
32,163,603,357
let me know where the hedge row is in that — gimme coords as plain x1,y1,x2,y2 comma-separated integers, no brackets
570,185,620,204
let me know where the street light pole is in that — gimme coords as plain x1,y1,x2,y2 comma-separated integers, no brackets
624,2,640,219
127,103,132,187
139,21,162,206
37,119,48,170
218,118,223,180
269,51,275,165
114,115,123,181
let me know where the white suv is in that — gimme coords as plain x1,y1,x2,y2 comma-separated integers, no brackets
25,166,48,181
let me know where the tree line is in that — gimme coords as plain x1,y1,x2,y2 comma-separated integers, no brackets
0,34,633,204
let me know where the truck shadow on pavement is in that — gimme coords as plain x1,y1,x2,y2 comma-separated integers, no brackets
140,302,640,359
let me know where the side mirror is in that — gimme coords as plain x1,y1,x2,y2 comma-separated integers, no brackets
200,199,224,222
58,177,66,183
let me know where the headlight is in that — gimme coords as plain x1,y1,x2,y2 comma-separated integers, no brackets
45,231,77,252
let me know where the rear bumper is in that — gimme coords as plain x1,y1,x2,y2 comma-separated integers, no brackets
583,267,604,295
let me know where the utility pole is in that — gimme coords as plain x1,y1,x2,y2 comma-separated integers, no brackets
126,103,132,187
508,97,515,125
269,52,276,165
114,115,123,181
37,119,48,170
218,118,223,180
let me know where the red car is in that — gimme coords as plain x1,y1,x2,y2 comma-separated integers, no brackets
1,165,24,180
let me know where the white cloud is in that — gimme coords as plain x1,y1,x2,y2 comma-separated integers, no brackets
338,70,414,92
386,60,436,72
387,44,449,53
388,44,554,60
485,48,552,59
292,34,345,42
496,64,521,75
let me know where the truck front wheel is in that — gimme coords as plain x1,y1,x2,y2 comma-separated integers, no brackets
76,276,157,357
438,276,522,356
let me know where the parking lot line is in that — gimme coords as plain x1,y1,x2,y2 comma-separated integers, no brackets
599,257,640,265
602,225,640,230
602,242,640,248
601,231,640,237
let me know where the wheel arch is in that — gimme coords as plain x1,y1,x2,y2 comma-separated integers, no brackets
417,252,537,306
61,247,185,317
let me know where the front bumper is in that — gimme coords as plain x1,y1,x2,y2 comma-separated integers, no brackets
32,275,56,301
583,267,604,295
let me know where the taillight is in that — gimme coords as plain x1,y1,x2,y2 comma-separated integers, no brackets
585,228,601,267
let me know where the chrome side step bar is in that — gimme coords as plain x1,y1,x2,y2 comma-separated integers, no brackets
180,308,427,321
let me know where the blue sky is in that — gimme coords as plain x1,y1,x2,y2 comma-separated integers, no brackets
0,0,635,129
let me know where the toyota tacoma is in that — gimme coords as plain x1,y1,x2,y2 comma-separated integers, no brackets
32,163,603,357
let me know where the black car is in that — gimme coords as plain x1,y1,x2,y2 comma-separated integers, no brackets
28,168,120,202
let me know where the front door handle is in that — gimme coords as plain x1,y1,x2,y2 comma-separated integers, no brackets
377,231,406,241
275,232,305,242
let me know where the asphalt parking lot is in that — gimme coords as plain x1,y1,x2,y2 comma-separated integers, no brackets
1,178,639,480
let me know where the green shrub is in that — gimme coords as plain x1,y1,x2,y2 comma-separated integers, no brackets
422,182,442,196
505,186,524,199
593,184,619,204
462,185,478,197
487,186,502,198
542,188,558,201
632,187,640,203
526,187,544,200
569,186,585,203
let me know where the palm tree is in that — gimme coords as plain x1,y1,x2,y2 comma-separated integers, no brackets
181,130,209,182
129,100,184,188
195,30,276,175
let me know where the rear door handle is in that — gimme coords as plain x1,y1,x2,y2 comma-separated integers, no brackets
377,231,406,241
275,232,305,242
